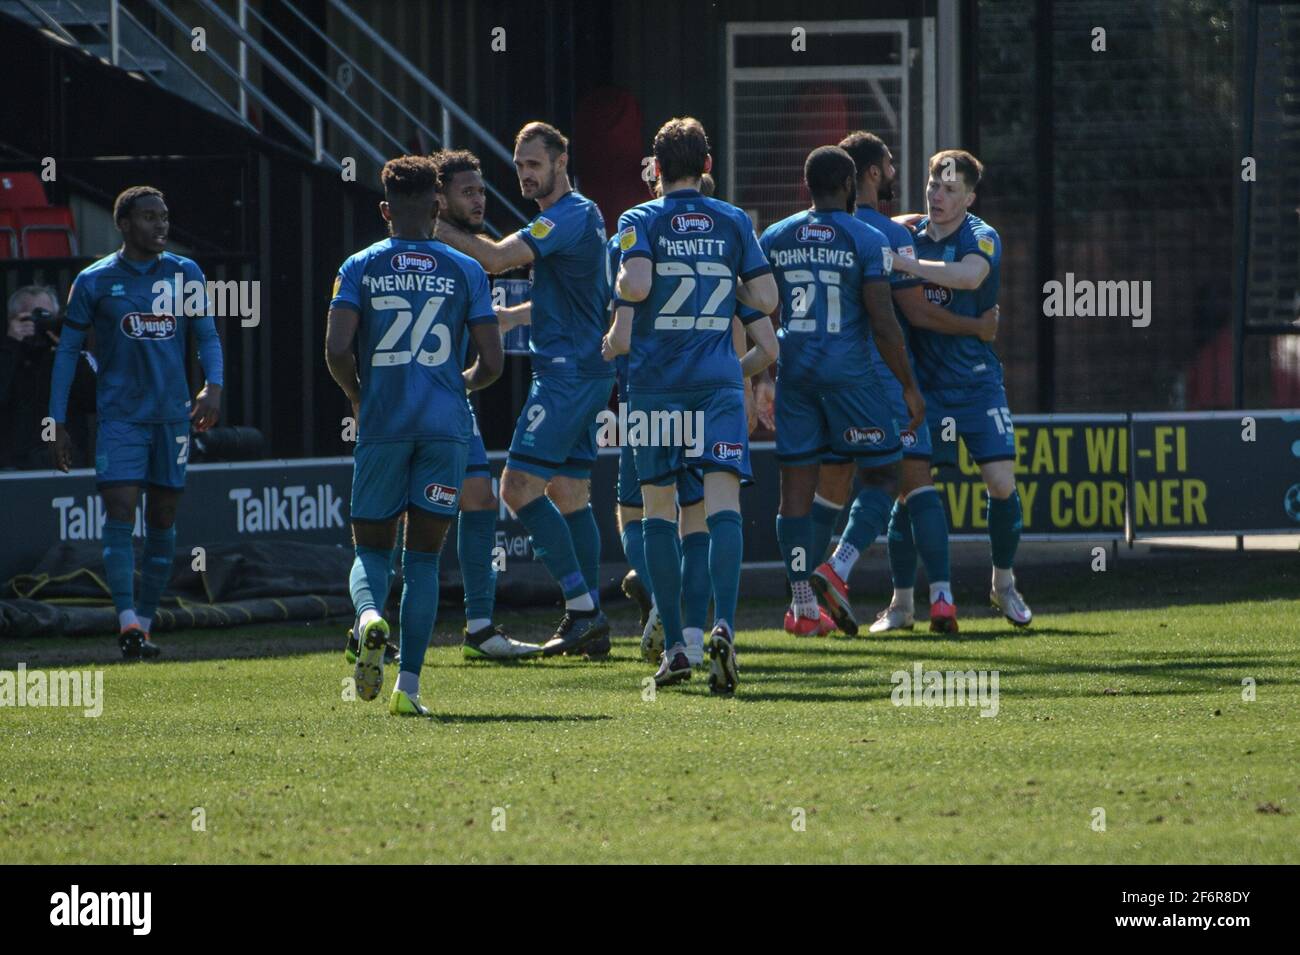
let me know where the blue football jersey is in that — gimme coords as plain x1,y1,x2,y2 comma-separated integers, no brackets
908,212,1003,389
759,209,891,388
516,190,612,379
331,237,495,444
60,251,219,424
617,188,770,394
855,204,922,385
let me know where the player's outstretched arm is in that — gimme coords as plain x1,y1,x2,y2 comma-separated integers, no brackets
325,306,362,410
464,322,503,392
438,219,534,275
738,315,779,379
735,272,778,316
891,251,989,291
895,286,998,339
864,280,925,431
496,301,531,332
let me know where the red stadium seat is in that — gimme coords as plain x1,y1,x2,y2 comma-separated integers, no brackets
18,205,78,257
0,172,50,212
0,210,18,259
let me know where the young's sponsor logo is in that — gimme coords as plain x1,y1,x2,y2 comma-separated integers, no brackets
424,483,459,508
900,429,917,448
120,312,176,340
923,284,952,307
670,212,713,235
796,222,835,244
391,251,436,273
712,440,744,461
843,426,884,445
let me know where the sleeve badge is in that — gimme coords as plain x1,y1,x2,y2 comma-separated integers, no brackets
618,225,637,252
530,216,556,240
977,235,996,257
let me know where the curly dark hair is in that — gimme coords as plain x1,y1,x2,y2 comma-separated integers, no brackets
113,186,165,224
380,154,440,198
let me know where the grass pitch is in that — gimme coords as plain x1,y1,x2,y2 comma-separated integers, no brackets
2,553,1297,864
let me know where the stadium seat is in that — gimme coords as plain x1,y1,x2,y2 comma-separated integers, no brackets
0,171,50,211
18,205,78,257
0,210,18,258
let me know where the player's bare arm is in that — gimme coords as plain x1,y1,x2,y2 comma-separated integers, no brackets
896,285,998,340
324,305,362,408
602,304,633,360
891,250,990,290
496,301,531,332
735,271,778,315
739,315,779,379
464,322,503,392
437,219,535,275
615,256,652,302
864,279,925,430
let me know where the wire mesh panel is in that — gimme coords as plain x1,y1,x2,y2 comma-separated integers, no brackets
726,20,917,232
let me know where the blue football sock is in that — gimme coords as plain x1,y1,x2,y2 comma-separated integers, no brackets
988,490,1023,570
810,498,843,565
457,509,498,625
908,488,952,584
841,484,895,553
564,505,602,606
887,500,918,589
706,510,743,632
641,518,684,648
517,495,587,600
398,550,441,679
136,524,176,622
101,519,136,615
620,519,651,587
776,513,813,583
350,545,395,617
680,531,711,632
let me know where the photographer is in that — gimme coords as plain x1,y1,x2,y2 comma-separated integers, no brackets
0,285,96,469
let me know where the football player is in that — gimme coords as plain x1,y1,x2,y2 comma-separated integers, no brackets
49,186,224,660
326,155,503,717
433,149,541,660
760,147,925,637
812,132,998,635
614,117,779,693
889,150,1032,626
437,123,614,659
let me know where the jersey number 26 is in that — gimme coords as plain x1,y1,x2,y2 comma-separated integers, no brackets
371,295,451,367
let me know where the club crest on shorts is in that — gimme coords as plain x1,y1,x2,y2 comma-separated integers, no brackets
120,312,177,340
424,483,458,507
843,426,885,445
391,251,436,273
671,212,713,234
900,429,917,448
796,223,835,243
711,440,743,461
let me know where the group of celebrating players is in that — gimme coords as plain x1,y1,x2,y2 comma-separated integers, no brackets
47,113,1033,716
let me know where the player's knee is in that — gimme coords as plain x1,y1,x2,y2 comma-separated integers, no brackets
405,512,450,553
459,476,496,512
982,463,1016,499
547,478,589,514
816,462,854,503
499,470,537,512
858,463,898,496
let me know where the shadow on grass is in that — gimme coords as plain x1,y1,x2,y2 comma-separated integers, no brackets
432,713,613,725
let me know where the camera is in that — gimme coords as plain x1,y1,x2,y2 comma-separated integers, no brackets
28,307,57,340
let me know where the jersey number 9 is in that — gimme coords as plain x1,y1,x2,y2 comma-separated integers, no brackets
371,295,451,367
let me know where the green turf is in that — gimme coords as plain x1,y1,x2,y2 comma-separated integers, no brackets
2,560,1298,863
